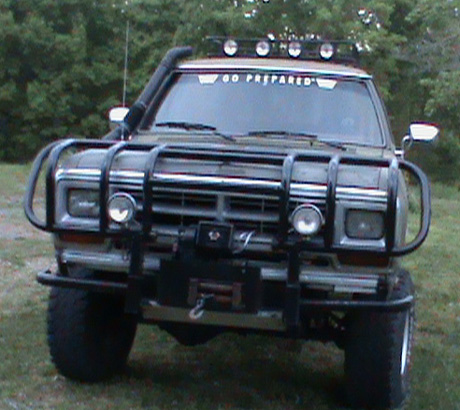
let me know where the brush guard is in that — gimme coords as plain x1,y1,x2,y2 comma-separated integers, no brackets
26,138,430,323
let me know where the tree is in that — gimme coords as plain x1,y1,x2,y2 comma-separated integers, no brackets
0,0,129,160
401,0,460,180
0,0,458,182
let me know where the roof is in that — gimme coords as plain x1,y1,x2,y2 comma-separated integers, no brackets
179,57,372,79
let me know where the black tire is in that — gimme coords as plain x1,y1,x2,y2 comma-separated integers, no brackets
345,270,415,409
47,268,137,382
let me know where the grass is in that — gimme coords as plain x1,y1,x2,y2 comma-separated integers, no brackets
403,183,460,410
0,163,459,409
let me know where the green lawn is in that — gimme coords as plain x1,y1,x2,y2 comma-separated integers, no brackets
0,163,458,410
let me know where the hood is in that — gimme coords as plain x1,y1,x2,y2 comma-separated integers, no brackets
63,139,393,191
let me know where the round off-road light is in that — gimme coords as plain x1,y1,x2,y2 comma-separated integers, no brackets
256,40,271,57
319,42,334,60
223,39,238,56
288,41,302,58
107,193,136,224
291,204,323,236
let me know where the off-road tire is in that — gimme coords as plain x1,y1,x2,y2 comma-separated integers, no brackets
47,268,137,382
345,270,415,409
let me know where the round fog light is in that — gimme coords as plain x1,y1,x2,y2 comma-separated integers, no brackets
288,41,302,58
319,42,334,60
107,193,136,224
291,205,323,236
223,39,238,56
256,40,271,57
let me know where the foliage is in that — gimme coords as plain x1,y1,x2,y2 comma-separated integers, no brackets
423,71,460,131
409,130,460,184
404,0,460,179
0,0,138,160
0,0,459,178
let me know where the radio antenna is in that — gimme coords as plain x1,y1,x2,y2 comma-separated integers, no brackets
122,20,130,107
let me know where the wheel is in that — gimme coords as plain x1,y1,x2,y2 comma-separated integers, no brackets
47,268,137,382
344,270,415,409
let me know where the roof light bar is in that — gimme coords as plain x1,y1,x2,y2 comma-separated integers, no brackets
207,37,360,66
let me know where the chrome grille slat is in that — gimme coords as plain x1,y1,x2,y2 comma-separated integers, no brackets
122,185,328,233
152,205,218,219
62,167,387,235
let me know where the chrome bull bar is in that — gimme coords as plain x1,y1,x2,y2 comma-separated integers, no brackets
25,138,431,256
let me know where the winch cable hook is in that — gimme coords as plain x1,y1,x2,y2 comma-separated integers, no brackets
189,294,214,320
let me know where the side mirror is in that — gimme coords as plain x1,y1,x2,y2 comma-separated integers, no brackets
398,122,440,158
108,107,129,130
409,123,440,143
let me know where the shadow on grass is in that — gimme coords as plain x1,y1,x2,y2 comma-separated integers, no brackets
125,329,346,409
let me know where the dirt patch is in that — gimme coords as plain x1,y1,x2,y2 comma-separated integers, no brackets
25,256,57,274
0,220,50,240
0,198,49,240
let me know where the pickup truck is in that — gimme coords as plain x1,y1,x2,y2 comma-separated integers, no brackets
25,38,438,409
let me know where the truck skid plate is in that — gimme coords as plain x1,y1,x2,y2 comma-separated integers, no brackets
142,302,286,331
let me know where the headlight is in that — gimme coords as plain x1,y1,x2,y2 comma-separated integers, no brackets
107,193,136,224
68,189,99,218
291,204,323,236
345,210,384,239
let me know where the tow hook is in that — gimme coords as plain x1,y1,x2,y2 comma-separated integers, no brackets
188,294,214,320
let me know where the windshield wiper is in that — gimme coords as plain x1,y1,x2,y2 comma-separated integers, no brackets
247,130,348,150
317,140,347,150
155,121,235,142
247,130,318,140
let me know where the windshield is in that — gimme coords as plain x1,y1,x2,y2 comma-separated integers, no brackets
146,71,384,146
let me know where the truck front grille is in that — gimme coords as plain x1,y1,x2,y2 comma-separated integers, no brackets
120,185,325,235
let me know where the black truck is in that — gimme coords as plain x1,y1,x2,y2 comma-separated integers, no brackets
25,38,438,409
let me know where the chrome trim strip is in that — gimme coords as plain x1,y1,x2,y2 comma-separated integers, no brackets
261,267,379,294
56,168,101,180
56,168,388,202
143,303,286,331
178,62,372,79
153,172,281,189
260,267,288,281
60,249,379,294
302,273,378,289
61,250,160,272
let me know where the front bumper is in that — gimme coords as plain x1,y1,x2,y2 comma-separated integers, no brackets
37,268,413,334
37,242,411,335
